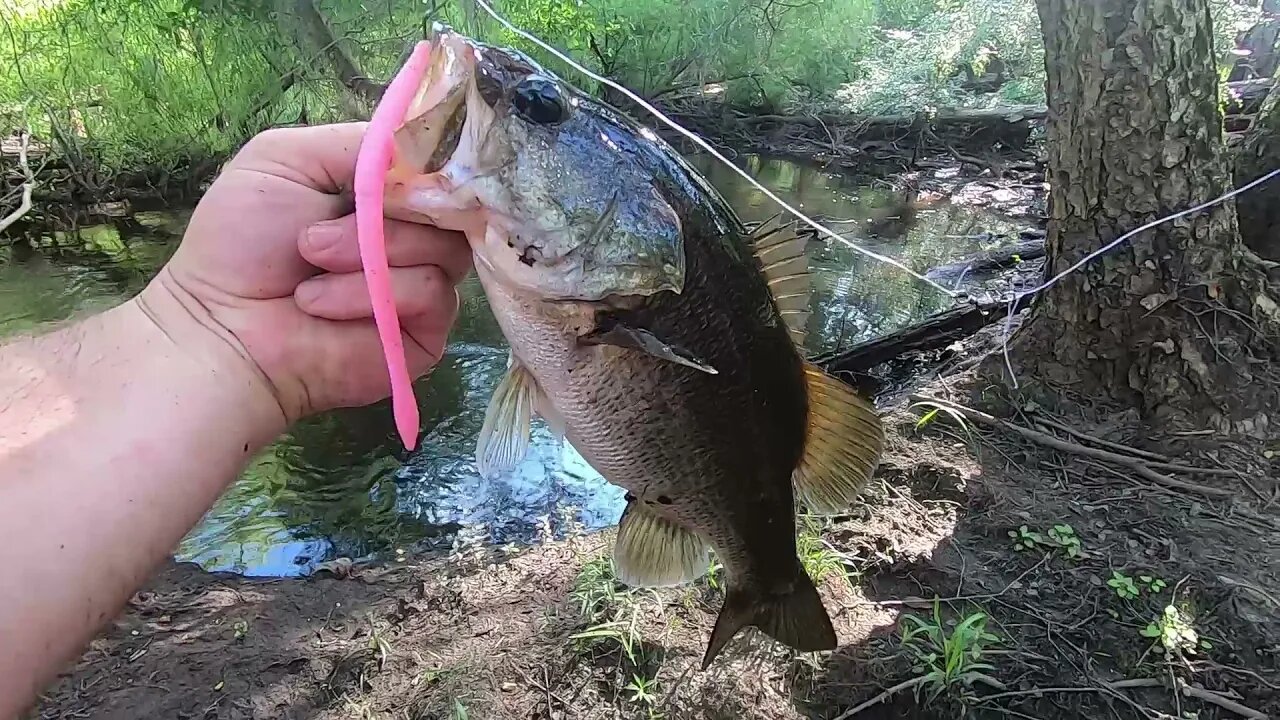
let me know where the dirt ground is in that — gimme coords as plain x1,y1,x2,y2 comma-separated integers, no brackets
26,351,1280,720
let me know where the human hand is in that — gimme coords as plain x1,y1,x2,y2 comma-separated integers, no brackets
136,122,472,426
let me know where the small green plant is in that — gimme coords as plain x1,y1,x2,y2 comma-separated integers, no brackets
915,407,940,429
797,519,848,587
1046,523,1083,559
910,400,971,435
570,555,622,622
704,558,723,592
1009,525,1044,552
366,614,393,669
1138,574,1167,593
452,699,469,720
625,673,658,706
1108,571,1140,600
569,616,644,666
899,602,1002,702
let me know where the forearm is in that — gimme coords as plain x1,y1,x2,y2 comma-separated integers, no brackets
0,290,286,715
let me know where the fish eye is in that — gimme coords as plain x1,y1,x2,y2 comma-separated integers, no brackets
512,75,568,125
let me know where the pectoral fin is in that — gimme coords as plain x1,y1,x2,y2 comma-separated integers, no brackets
580,321,718,375
475,353,540,477
792,362,886,514
613,498,710,588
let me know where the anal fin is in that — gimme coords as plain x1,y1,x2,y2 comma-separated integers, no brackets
793,362,886,515
702,570,837,669
613,499,709,588
475,353,539,478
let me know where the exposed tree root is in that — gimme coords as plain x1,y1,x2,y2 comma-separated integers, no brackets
909,395,1240,499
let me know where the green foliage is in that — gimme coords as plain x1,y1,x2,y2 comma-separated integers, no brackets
899,602,1002,703
796,517,850,587
1108,570,1140,600
1008,524,1043,552
1140,604,1209,658
1,0,1258,177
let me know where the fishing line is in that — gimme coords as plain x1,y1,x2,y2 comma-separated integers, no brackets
470,0,959,298
469,0,1280,378
997,165,1280,388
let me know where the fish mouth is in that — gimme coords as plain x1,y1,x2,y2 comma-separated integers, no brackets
384,26,568,267
383,25,685,303
384,26,485,218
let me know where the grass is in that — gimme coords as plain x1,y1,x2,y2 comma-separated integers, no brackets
898,601,1003,704
568,552,668,715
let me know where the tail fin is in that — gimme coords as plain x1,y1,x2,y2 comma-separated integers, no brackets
701,571,837,669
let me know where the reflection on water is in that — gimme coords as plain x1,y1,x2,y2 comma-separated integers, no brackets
0,154,1024,577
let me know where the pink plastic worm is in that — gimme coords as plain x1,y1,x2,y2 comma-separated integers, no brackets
354,40,433,451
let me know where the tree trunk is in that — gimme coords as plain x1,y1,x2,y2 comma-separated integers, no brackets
1235,63,1280,261
1007,0,1280,436
279,0,386,109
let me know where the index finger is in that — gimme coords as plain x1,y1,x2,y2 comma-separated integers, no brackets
228,122,371,197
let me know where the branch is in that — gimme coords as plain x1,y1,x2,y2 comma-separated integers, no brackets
814,294,1036,374
650,73,761,99
0,131,35,234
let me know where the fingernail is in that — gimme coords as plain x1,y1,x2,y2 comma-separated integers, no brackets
306,222,344,251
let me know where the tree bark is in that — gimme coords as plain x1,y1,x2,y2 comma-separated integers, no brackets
1007,0,1280,436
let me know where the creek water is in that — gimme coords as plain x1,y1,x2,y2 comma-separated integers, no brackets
0,153,1028,577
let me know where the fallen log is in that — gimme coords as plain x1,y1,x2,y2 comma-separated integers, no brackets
814,293,1036,374
924,237,1045,282
720,104,1048,130
1224,77,1274,114
662,78,1270,149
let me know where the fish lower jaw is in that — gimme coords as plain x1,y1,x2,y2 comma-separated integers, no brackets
383,173,483,232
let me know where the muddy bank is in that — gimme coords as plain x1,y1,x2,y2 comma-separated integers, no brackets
30,359,1280,720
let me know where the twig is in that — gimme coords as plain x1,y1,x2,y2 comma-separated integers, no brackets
0,130,35,234
832,676,930,719
859,555,1051,607
978,677,1269,720
1029,414,1172,462
911,395,1236,499
1032,417,1238,477
1175,682,1270,720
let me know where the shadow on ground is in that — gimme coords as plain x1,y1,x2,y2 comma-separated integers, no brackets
30,367,1280,720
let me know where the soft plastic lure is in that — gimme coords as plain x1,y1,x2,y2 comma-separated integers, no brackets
354,40,434,451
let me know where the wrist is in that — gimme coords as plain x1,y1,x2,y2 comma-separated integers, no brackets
132,271,289,445
0,276,289,713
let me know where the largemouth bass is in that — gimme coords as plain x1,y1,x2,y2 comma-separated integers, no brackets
369,25,885,668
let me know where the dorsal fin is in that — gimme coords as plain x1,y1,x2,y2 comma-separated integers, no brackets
792,362,886,515
748,213,812,348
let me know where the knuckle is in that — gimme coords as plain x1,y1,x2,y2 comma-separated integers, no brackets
238,127,295,160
